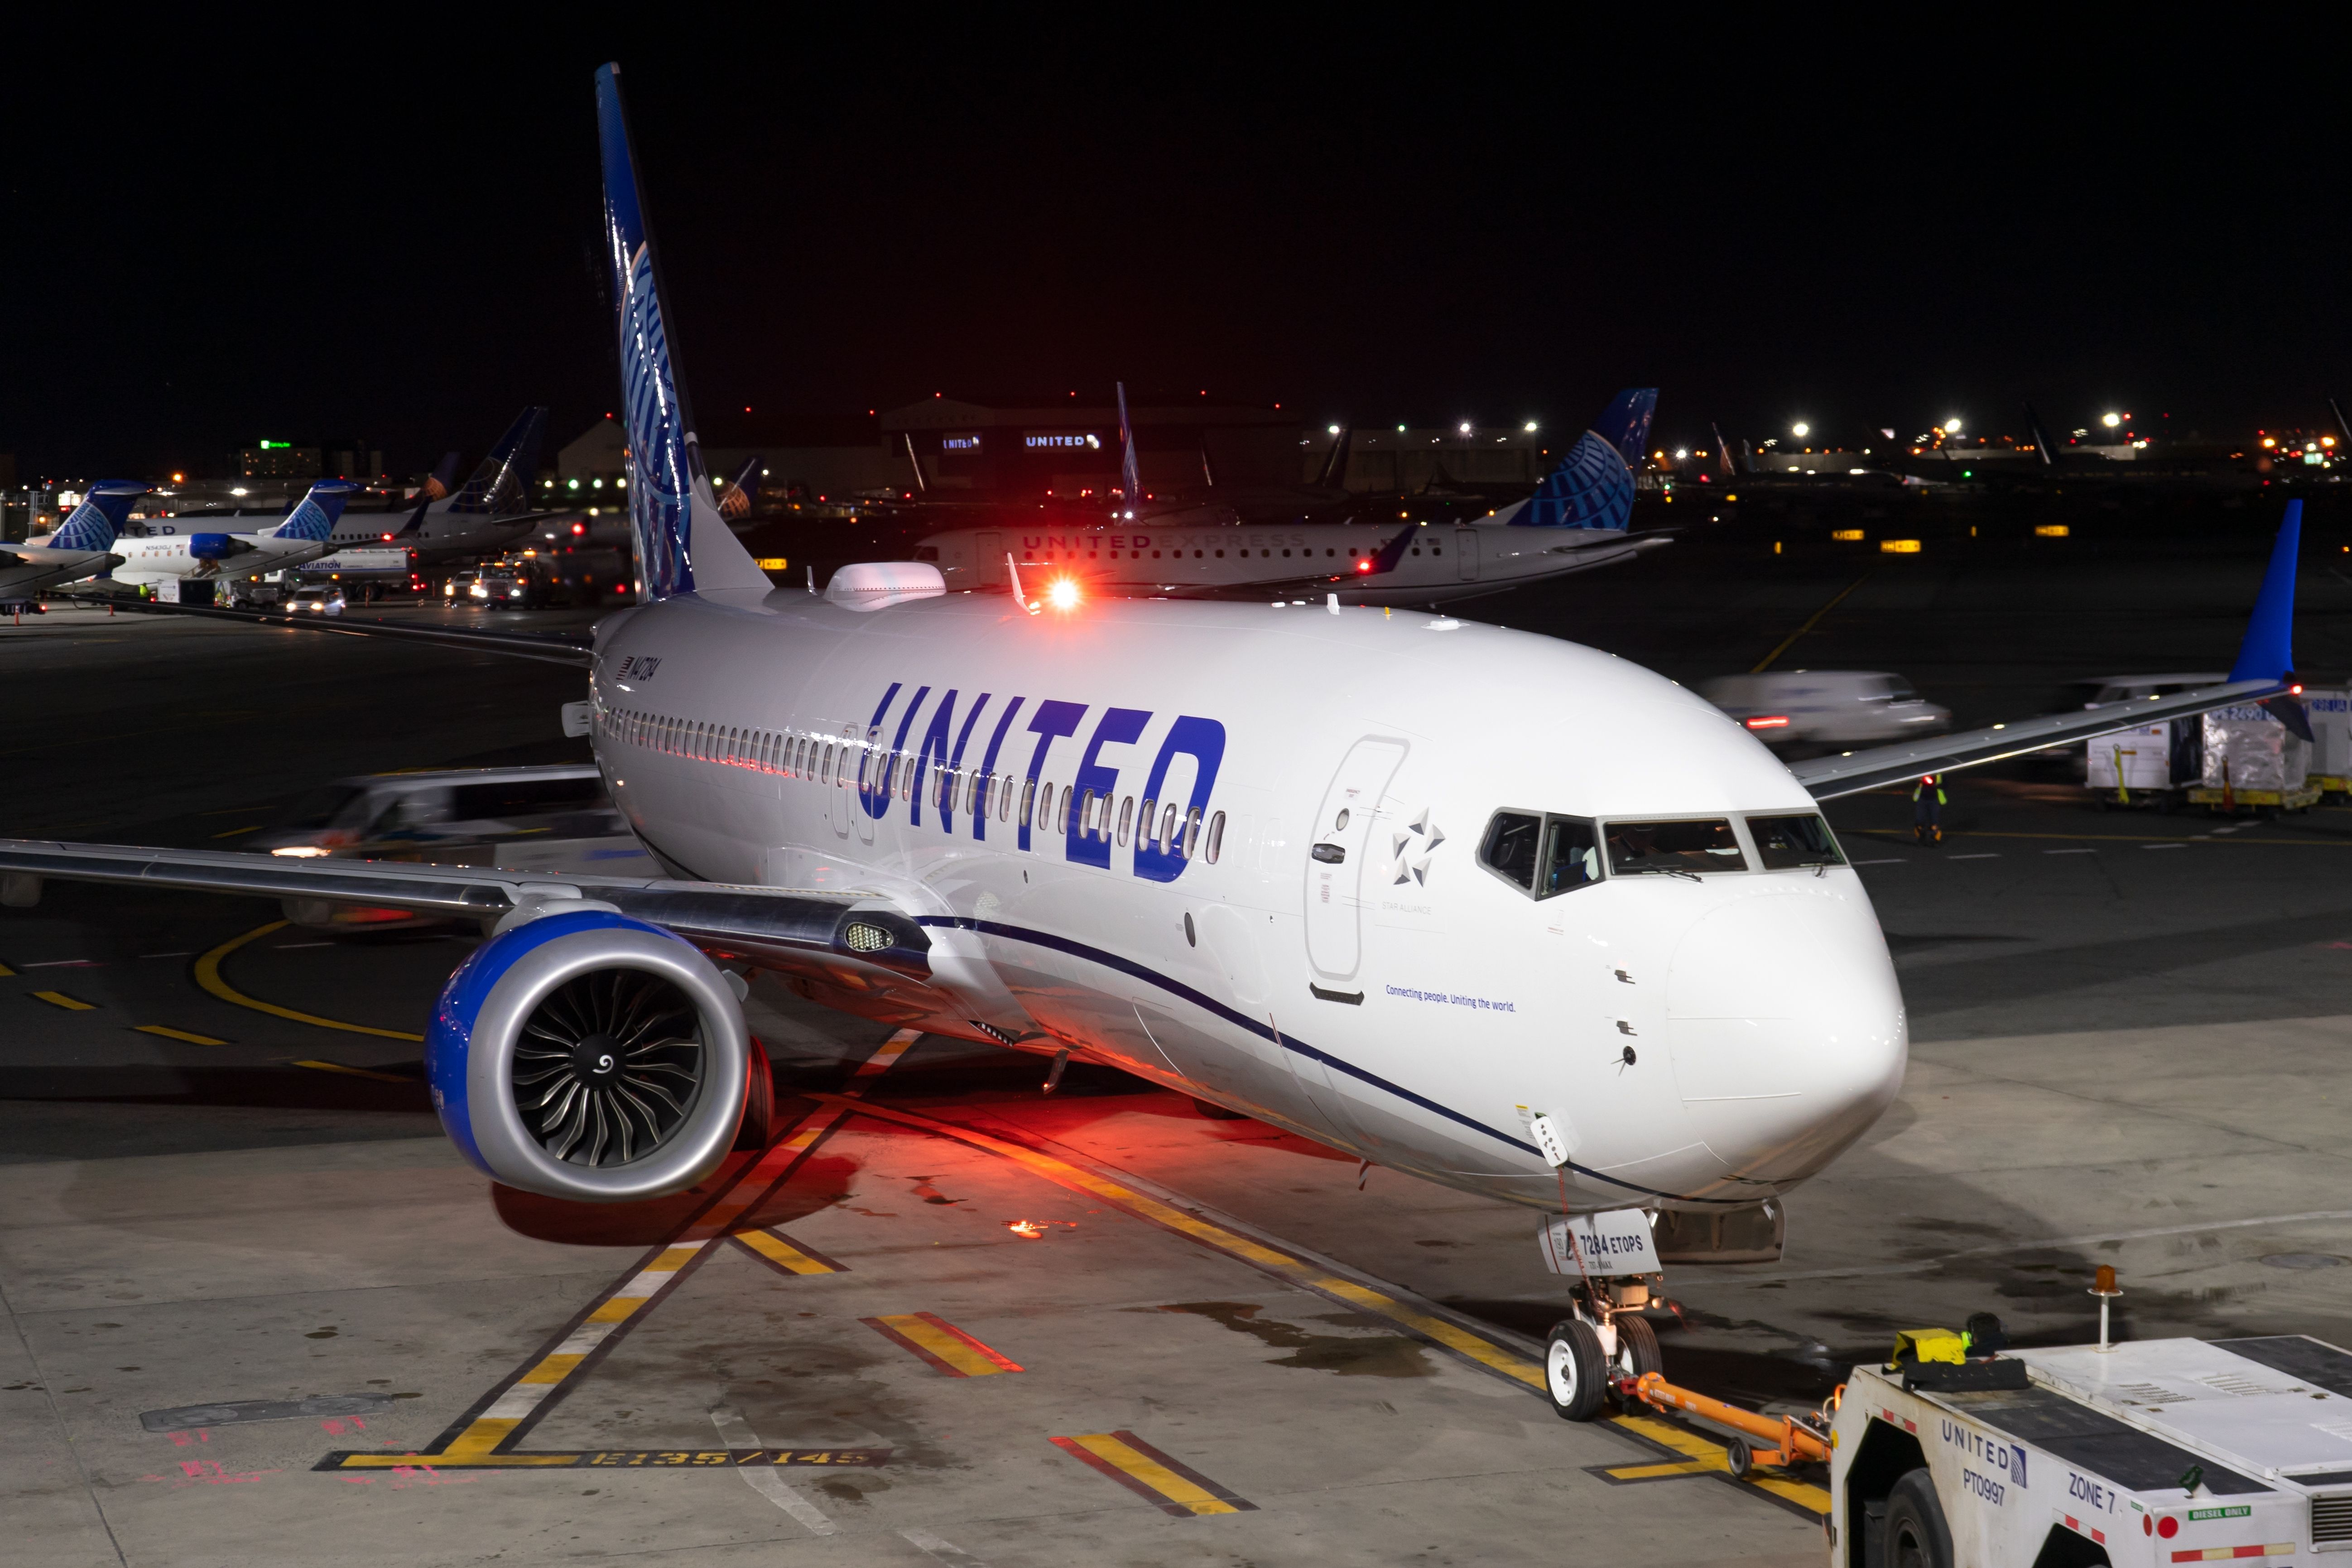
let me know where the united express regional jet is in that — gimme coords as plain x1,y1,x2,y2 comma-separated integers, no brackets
0,64,2308,1420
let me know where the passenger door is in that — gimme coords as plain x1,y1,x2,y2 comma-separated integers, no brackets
1303,737,1409,984
1455,527,1480,581
975,532,1001,586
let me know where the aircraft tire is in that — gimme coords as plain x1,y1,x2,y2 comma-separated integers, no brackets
1543,1318,1606,1421
1613,1313,1663,1382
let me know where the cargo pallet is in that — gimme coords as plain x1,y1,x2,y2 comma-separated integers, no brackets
2184,784,2320,813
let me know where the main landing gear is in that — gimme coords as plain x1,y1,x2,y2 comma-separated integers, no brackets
1543,1275,1663,1421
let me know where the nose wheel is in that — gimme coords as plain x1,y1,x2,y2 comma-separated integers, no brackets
1544,1319,1606,1421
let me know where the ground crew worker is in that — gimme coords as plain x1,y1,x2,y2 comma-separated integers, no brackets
1913,773,1945,846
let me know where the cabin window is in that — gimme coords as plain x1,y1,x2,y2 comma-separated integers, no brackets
1478,812,1543,890
1432,546,1442,555
1159,803,1179,852
1079,788,1095,835
1214,549,1225,558
1410,547,1421,556
1538,817,1602,898
1139,797,1154,844
1056,786,1070,834
1020,778,1035,828
1206,810,1226,863
1325,548,1335,557
1281,549,1291,557
1747,813,1846,870
1194,550,1203,558
1183,807,1202,858
1001,774,1016,821
1604,818,1747,876
1117,795,1134,845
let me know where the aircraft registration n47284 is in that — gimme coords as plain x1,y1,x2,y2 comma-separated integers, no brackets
0,65,2306,1395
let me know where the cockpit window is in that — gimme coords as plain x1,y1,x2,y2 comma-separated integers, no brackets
1604,818,1746,875
1746,813,1847,870
1539,817,1601,897
1479,812,1542,890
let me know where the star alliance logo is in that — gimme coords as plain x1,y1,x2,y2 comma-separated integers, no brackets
1390,809,1446,885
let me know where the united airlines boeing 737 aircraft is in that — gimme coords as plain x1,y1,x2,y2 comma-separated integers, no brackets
0,64,2307,1420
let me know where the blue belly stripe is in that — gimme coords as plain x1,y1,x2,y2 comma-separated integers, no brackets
913,913,1741,1207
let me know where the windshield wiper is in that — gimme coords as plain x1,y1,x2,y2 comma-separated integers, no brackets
1654,867,1702,883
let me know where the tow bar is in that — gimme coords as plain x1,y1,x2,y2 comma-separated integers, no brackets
1615,1371,1836,1477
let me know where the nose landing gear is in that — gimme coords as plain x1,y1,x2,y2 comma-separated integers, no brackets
1543,1277,1664,1421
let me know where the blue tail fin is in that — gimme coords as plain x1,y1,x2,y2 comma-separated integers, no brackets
717,456,761,519
2228,500,2301,683
46,481,147,552
1116,382,1143,502
1507,388,1658,530
595,62,772,599
270,481,363,542
447,408,547,515
422,449,461,501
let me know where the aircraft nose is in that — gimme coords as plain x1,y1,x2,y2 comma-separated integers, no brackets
1664,889,1907,1184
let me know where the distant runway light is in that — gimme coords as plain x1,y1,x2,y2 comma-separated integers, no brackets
1459,422,1472,434
2102,411,2122,428
1524,421,1538,432
1792,421,1810,437
1328,424,1341,435
1943,417,1963,434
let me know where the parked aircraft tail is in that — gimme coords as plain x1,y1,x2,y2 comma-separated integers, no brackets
1314,424,1352,490
44,482,149,553
447,408,548,516
1711,423,1739,482
2022,402,2060,467
717,456,762,519
269,481,364,542
2329,398,2352,451
595,63,773,600
1500,388,1658,530
1116,382,1143,502
420,450,461,502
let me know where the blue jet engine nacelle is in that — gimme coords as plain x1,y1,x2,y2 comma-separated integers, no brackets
425,907,750,1202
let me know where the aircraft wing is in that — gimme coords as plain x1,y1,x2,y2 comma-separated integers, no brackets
0,837,936,991
1791,679,2286,801
1794,497,2309,800
78,595,596,667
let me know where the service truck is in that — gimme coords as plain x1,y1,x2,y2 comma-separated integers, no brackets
1831,1333,2352,1568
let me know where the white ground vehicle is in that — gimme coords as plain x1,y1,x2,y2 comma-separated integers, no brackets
286,585,345,616
1831,1330,2352,1568
250,765,654,928
1698,670,1950,746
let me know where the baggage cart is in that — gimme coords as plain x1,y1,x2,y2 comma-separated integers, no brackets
2188,704,2314,814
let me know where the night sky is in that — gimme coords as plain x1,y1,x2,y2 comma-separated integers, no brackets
5,23,2341,479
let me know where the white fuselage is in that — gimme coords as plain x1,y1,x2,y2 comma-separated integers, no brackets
108,529,326,585
913,518,1666,605
587,587,1907,1216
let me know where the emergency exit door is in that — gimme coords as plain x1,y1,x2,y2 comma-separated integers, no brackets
1303,737,1409,980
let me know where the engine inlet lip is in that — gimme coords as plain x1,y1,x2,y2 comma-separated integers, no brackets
465,925,747,1202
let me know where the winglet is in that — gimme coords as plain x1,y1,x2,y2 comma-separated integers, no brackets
2227,499,2300,683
